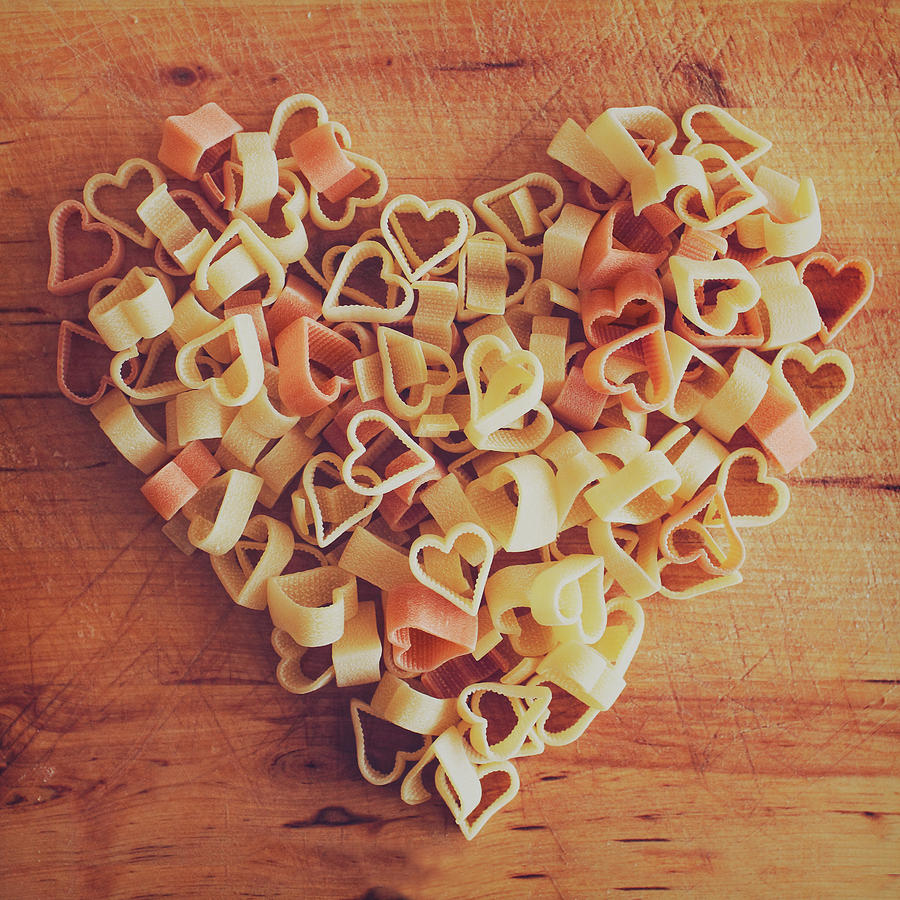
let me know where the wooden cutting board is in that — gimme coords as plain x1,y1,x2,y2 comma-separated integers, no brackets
1,1,897,897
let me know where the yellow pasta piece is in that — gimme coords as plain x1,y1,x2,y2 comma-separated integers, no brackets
530,596,644,744
400,723,477,808
693,348,771,442
419,474,492,565
547,118,623,197
230,168,309,266
463,233,510,316
668,255,761,336
216,364,300,469
184,468,263,555
174,314,265,407
368,672,460,736
255,424,319,508
230,131,279,222
508,185,545,237
735,166,822,258
680,104,772,176
168,291,233,362
457,682,551,761
321,240,415,323
332,600,382,687
271,627,335,694
540,430,610,527
167,388,237,450
587,518,661,601
193,219,285,310
267,565,358,647
472,172,564,256
657,558,743,600
540,203,601,289
529,554,607,644
376,327,458,421
653,424,729,502
137,183,214,274
671,145,766,230
661,332,727,423
298,451,381,547
463,334,544,447
412,280,459,353
769,343,855,431
341,409,435,497
91,388,171,474
338,527,413,592
466,455,558,552
584,106,679,212
752,261,822,350
582,435,681,525
88,266,174,352
209,514,294,609
380,194,471,281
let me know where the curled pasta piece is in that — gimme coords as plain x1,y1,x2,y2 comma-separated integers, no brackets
267,565,358,647
158,101,242,181
184,468,263,555
91,388,171,474
472,172,564,256
457,682,551,762
735,166,822,258
383,581,479,674
209,514,294,609
466,455,558,552
175,314,265,407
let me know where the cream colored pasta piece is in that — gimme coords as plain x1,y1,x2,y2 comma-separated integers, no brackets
332,600,382,687
229,131,279,222
338,527,413,592
255,425,320,508
692,348,771,442
174,314,265,408
91,388,171,474
168,291,233,362
88,266,174,352
184,468,263,555
653,424,729,503
408,522,494,615
457,682,551,761
192,219,285,310
267,565,358,647
209,514,294,609
735,166,822,258
380,194,471,281
752,261,822,350
137,183,215,273
472,172,564,256
83,157,167,248
466,455,558,552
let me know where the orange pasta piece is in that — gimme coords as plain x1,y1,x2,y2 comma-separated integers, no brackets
383,582,479,674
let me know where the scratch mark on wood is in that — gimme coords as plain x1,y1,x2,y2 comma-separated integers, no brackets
436,58,526,72
283,805,379,829
615,838,671,843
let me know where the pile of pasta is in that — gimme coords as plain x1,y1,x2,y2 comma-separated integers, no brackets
51,95,874,838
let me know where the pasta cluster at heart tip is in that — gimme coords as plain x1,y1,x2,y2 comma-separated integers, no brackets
50,93,875,839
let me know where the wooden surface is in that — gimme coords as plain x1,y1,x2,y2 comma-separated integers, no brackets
1,1,898,897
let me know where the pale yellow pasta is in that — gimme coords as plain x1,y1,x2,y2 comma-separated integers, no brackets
209,514,294,609
184,468,263,556
267,565,358,647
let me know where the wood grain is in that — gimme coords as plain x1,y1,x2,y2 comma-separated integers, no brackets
1,1,898,897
